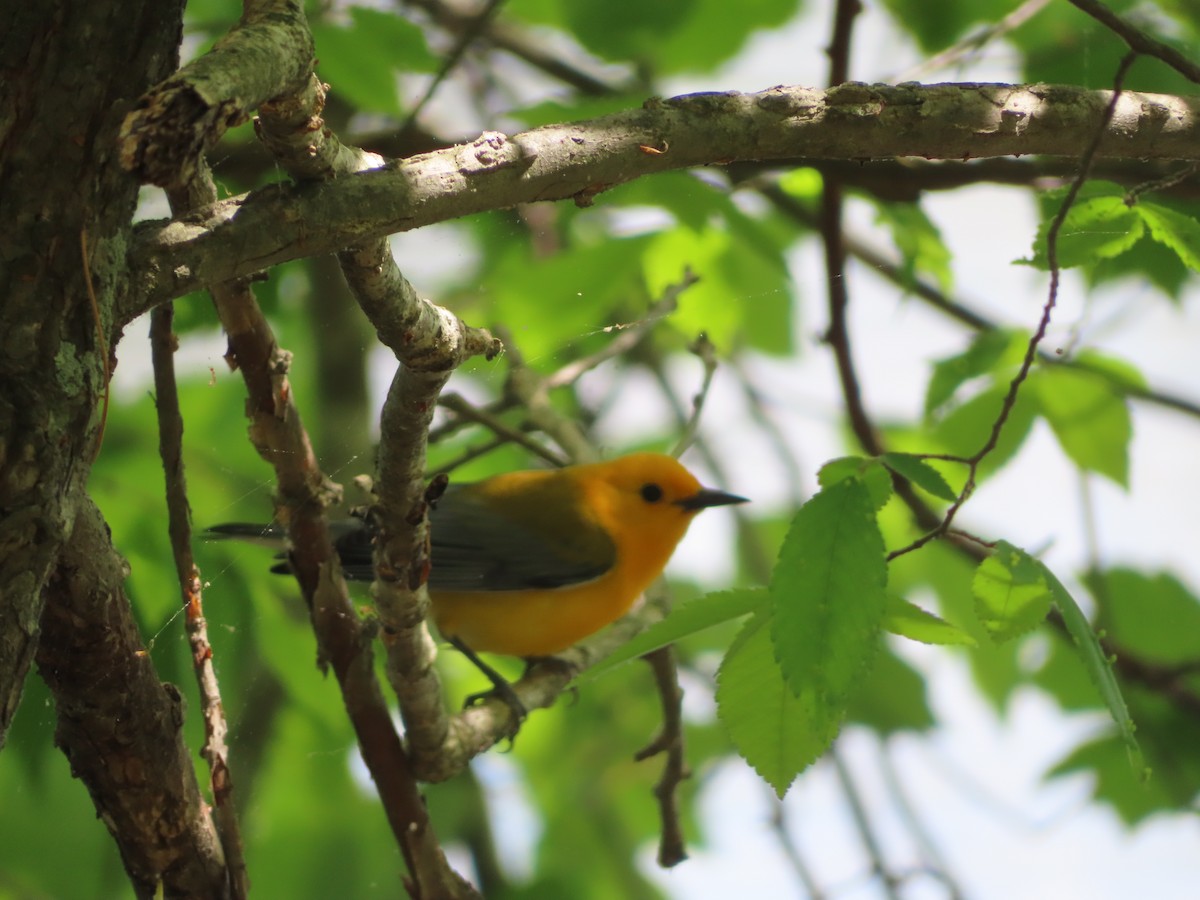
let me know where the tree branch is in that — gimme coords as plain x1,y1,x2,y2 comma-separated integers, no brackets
1065,0,1200,85
890,53,1140,561
757,180,1200,422
119,0,315,186
37,498,228,899
406,0,622,97
150,303,249,899
635,646,690,868
123,82,1200,318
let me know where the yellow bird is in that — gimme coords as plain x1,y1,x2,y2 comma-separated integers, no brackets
210,452,746,658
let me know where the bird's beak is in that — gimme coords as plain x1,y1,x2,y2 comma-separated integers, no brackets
676,488,749,511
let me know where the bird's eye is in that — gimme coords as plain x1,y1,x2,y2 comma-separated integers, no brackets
640,483,664,503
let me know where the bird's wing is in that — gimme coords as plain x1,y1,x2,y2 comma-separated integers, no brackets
428,481,616,592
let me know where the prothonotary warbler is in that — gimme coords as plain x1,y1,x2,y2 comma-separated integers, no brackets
208,452,747,658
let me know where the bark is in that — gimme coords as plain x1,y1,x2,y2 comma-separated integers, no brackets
37,498,228,899
122,81,1200,317
0,2,183,744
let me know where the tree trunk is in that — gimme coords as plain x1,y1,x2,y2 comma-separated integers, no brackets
0,3,182,743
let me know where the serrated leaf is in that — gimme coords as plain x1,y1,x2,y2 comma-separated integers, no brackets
716,610,840,796
1040,561,1147,780
1031,366,1131,487
1024,194,1145,270
881,453,957,502
817,456,868,486
582,588,766,683
769,480,888,705
972,541,1053,642
924,329,1025,418
884,595,976,646
817,457,893,510
1136,202,1200,271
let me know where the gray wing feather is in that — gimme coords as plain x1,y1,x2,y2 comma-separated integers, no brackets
208,481,615,592
427,483,614,592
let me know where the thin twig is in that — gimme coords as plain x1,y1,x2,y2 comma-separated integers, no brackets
635,646,690,867
149,303,249,899
545,269,700,390
254,74,501,897
438,393,567,466
406,0,620,97
1065,0,1200,84
878,742,965,900
728,357,809,508
429,396,516,443
758,181,1200,421
670,333,719,459
427,435,511,477
1125,161,1200,204
831,746,903,900
894,0,1051,82
888,53,1141,561
825,0,861,86
767,792,826,899
401,0,508,134
170,144,469,893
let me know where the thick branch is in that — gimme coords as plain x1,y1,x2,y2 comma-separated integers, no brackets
119,0,314,186
253,67,493,898
123,81,1200,317
0,0,183,749
37,498,227,900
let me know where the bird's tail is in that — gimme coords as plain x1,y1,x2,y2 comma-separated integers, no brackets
204,522,287,549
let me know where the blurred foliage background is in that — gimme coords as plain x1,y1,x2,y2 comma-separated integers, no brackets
4,0,1200,897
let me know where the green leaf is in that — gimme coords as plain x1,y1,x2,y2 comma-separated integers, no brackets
642,222,792,355
1030,366,1131,486
1070,349,1148,393
1089,569,1200,665
1041,562,1147,780
874,201,953,293
845,646,936,735
924,329,1026,418
881,452,957,501
878,0,1015,51
1024,194,1145,270
930,382,1039,481
972,541,1053,642
562,0,796,74
770,479,888,706
817,456,893,510
582,588,766,683
1088,223,1191,298
884,595,976,646
1047,734,1168,825
777,167,823,203
311,8,438,116
716,610,840,796
483,236,651,365
1136,202,1200,271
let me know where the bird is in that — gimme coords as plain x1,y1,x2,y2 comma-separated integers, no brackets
207,452,746,703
